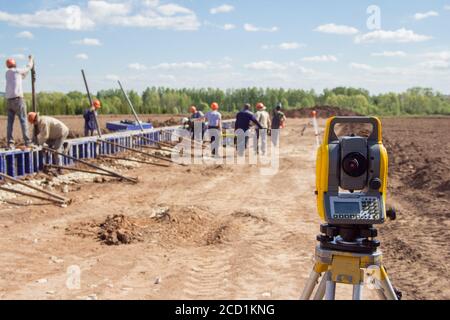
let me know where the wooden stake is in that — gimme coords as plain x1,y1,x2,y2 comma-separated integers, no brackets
0,172,69,203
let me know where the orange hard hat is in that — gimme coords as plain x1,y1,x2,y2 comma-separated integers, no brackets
211,102,219,111
6,58,16,68
189,106,197,113
256,102,265,110
93,99,101,109
27,112,38,124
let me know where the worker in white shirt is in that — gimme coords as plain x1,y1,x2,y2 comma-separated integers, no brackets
4,55,34,149
205,102,222,156
255,102,271,155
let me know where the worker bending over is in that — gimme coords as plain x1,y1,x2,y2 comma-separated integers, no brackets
205,102,222,156
4,55,34,149
28,112,69,170
255,103,271,155
83,99,101,136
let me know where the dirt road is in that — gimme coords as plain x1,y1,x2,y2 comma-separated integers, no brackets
0,118,448,300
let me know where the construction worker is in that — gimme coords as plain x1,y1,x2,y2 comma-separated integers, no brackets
28,112,69,171
4,55,34,149
235,103,263,155
205,102,222,156
271,103,287,147
255,102,271,155
189,105,205,140
83,99,101,136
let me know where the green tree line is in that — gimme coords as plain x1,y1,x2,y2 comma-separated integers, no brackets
1,87,449,116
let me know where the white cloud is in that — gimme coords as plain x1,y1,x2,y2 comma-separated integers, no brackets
0,1,200,31
302,55,338,62
0,5,94,30
244,61,286,71
12,54,26,60
420,51,450,70
279,42,303,50
314,23,359,35
105,74,120,81
371,51,406,57
355,28,432,43
72,38,102,46
244,23,278,32
75,53,88,60
420,60,449,69
87,1,131,18
414,11,439,20
244,61,315,74
158,74,176,81
157,4,193,16
152,62,209,70
210,4,235,15
128,63,147,70
423,51,450,61
16,31,34,39
204,21,235,30
445,5,450,10
350,63,373,71
349,63,410,76
222,24,236,30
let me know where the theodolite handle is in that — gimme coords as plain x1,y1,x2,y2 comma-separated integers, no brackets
324,116,382,144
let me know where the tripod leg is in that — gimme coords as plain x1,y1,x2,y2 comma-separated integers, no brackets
300,270,321,300
377,266,398,300
324,272,336,300
352,283,363,300
313,271,328,300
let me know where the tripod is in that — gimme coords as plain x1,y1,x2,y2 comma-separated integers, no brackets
300,245,399,300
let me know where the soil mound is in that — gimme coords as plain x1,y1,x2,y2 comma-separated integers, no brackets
66,205,241,247
284,106,361,118
98,214,144,245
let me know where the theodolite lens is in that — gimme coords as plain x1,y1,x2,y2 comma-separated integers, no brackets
342,152,367,177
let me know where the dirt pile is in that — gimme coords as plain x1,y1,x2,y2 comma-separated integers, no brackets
98,214,144,245
66,205,242,247
284,106,361,118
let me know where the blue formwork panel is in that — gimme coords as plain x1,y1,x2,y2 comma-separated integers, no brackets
0,155,4,174
15,153,25,176
6,153,15,176
0,125,187,178
24,152,33,174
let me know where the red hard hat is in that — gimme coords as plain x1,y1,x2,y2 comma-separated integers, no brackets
93,99,101,109
211,102,219,111
189,106,197,113
27,112,38,124
256,102,265,110
6,58,16,68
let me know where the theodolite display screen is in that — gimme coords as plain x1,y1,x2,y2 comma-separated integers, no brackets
334,202,360,214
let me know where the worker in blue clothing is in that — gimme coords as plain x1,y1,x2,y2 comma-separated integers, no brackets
83,99,101,136
235,103,263,156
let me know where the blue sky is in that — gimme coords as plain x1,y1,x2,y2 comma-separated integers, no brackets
0,0,449,94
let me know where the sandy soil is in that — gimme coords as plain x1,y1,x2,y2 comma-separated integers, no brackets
0,117,448,300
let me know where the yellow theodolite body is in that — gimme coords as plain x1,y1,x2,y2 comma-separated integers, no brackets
315,117,388,223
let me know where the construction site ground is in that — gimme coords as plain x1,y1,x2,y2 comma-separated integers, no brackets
0,117,448,300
